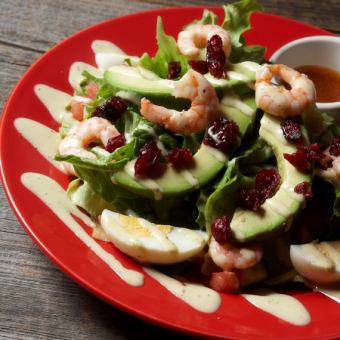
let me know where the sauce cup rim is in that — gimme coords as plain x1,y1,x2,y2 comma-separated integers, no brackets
270,35,340,108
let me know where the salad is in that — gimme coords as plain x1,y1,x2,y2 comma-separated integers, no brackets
55,0,340,294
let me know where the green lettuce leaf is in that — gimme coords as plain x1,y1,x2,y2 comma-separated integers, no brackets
198,137,272,230
204,162,253,232
67,179,118,217
184,9,218,29
73,166,151,217
139,16,188,78
55,153,128,171
222,0,266,63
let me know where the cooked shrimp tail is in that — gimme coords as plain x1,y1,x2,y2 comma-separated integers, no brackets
59,117,120,175
177,24,232,60
209,236,263,271
140,69,219,135
255,64,316,117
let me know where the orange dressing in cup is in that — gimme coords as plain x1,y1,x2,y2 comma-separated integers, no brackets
295,65,340,103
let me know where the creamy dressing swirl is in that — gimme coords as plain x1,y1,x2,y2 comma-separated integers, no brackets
243,290,311,326
15,118,64,172
144,267,221,313
21,172,144,287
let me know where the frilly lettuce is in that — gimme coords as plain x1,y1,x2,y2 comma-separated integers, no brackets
184,9,218,29
139,0,265,78
139,17,188,79
222,0,266,63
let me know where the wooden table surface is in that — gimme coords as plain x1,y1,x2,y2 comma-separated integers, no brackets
1,1,339,339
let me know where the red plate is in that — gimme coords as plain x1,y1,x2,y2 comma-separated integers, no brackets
1,7,339,339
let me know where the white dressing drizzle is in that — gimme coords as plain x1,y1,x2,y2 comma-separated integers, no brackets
243,290,311,326
264,198,292,218
282,181,304,202
180,170,199,188
144,267,221,313
201,144,228,163
227,70,252,83
238,61,261,72
91,40,126,55
15,118,65,172
221,95,254,116
69,62,102,91
124,161,163,200
138,124,168,156
34,84,74,124
116,90,141,106
95,53,128,70
21,172,144,287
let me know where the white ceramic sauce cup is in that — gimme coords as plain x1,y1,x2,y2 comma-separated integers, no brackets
270,35,340,114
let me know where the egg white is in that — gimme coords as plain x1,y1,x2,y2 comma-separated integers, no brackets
100,209,208,264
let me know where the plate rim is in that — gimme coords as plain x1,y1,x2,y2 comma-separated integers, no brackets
0,6,338,340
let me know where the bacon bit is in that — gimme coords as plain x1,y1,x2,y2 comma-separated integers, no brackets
208,271,240,293
70,99,86,121
280,118,302,141
166,147,193,168
167,61,181,80
294,181,313,198
211,216,232,244
329,136,340,157
188,60,209,74
106,134,125,153
86,82,99,99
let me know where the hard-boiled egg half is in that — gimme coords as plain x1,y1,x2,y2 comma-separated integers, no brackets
100,209,208,264
290,240,340,284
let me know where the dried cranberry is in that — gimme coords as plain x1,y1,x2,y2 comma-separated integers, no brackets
167,61,181,80
329,136,340,157
166,147,193,168
280,118,302,141
284,149,310,172
134,141,161,177
105,134,125,153
211,216,232,244
206,35,227,79
300,143,331,169
255,168,281,199
238,188,262,211
294,181,313,198
203,118,240,153
188,60,209,74
93,96,127,122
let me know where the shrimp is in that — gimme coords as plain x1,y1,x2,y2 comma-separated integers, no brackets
209,236,263,271
140,69,219,135
255,64,316,117
177,24,232,59
59,117,120,175
317,148,340,187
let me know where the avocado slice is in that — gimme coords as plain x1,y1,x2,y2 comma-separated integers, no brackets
104,62,257,106
112,94,257,200
230,113,311,242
